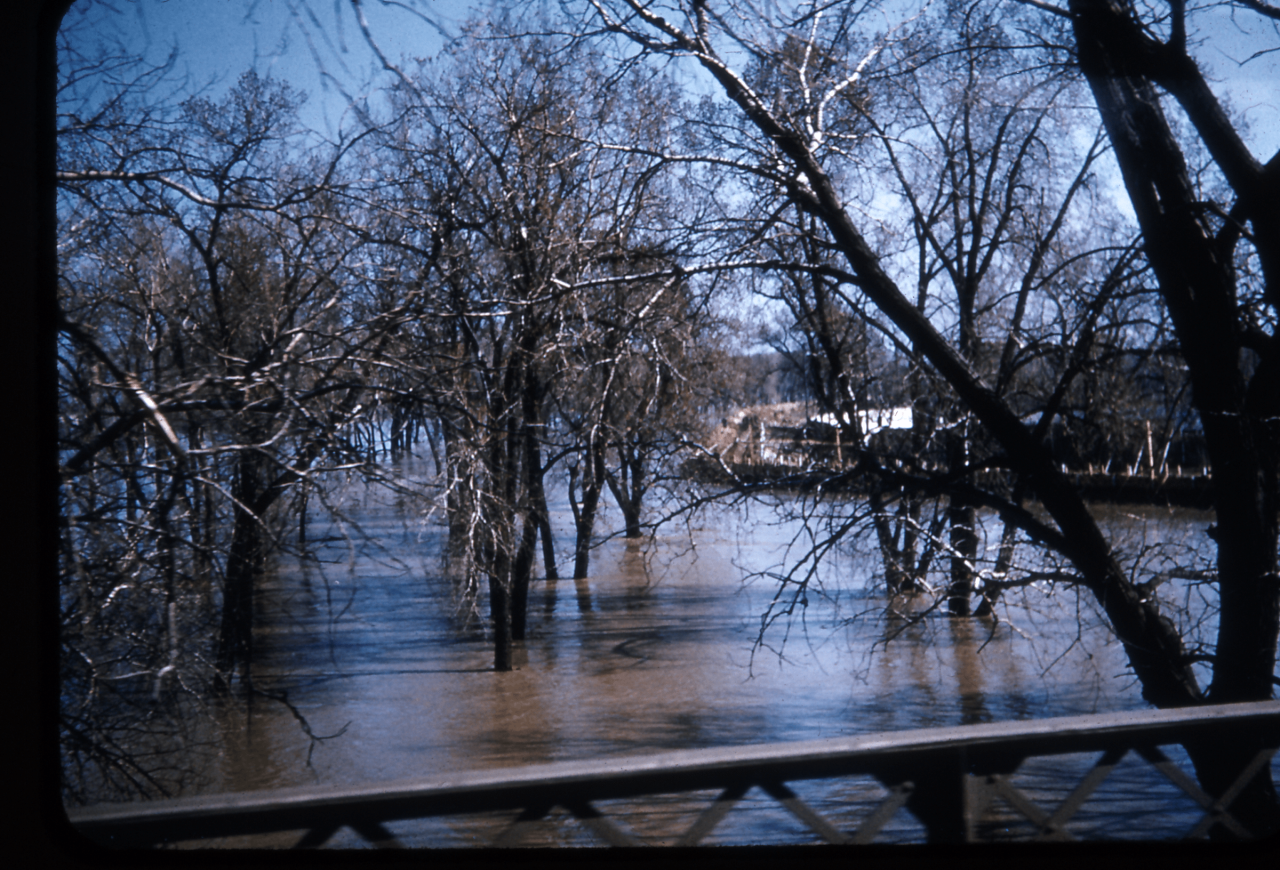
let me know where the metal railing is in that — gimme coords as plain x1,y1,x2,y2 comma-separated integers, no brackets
67,700,1279,847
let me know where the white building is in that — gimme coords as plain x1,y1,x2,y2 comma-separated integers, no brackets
812,407,913,436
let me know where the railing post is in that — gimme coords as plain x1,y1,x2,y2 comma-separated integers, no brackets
886,748,971,843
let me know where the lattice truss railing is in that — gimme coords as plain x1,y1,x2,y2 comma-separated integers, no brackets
483,779,918,847
66,701,1279,847
962,742,1276,843
494,748,1277,845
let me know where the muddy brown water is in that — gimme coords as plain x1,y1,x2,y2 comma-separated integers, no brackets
173,468,1267,845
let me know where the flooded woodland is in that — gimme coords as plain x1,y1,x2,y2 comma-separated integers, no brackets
122,459,1258,846
55,0,1278,844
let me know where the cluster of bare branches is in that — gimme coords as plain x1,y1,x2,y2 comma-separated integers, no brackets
56,49,400,797
56,8,731,800
358,23,731,667
574,0,1277,834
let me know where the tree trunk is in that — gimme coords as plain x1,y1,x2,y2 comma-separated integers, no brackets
572,437,607,580
944,420,977,616
522,381,558,581
297,477,308,544
605,440,645,540
487,393,523,670
1069,1,1279,832
215,451,266,690
441,415,471,573
488,561,513,672
510,514,536,641
975,514,1017,618
869,486,908,595
946,500,976,617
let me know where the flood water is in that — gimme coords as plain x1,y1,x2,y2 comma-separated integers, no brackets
179,462,1267,845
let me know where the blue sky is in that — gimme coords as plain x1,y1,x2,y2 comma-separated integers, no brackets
1187,2,1280,153
55,0,1276,358
59,1,476,137
59,1,1277,152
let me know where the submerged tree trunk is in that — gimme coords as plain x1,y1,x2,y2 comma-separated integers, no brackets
571,436,607,580
1068,1,1280,834
510,514,537,642
487,555,513,672
522,378,558,582
215,451,267,691
946,497,976,617
974,517,1016,619
605,438,646,540
567,432,607,581
870,487,910,596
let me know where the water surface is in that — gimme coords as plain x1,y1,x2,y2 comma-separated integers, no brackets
184,470,1262,844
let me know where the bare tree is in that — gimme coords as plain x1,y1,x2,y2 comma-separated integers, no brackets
371,18,697,665
580,0,1276,834
556,244,725,553
861,5,1126,616
1045,0,1280,832
56,55,396,798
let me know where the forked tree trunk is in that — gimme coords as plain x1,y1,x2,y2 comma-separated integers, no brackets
869,487,910,595
605,441,645,540
1069,1,1279,834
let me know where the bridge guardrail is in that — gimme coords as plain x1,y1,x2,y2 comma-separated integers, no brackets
66,700,1280,847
